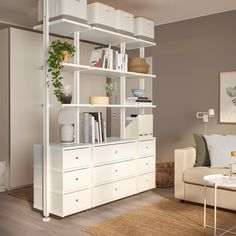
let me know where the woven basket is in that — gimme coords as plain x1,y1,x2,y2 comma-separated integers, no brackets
89,96,109,105
128,57,149,74
156,161,174,188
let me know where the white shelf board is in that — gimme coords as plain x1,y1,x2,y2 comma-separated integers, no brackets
52,103,156,108
34,19,91,36
61,63,90,72
126,39,156,50
80,26,137,46
81,67,156,79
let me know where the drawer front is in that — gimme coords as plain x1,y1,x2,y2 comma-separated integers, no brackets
94,142,136,165
138,156,156,174
138,172,156,193
93,177,137,207
94,160,137,185
63,148,91,170
63,189,91,216
138,140,155,157
63,169,91,193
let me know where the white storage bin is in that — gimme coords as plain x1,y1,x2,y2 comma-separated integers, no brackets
87,2,115,30
38,0,87,23
134,17,155,41
115,10,134,36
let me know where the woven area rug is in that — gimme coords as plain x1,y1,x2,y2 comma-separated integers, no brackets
8,187,33,202
84,198,236,236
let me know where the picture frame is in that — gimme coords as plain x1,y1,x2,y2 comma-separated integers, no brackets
220,71,236,123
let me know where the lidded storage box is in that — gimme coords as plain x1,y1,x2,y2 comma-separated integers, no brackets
115,10,134,36
38,0,87,23
87,2,115,30
134,17,154,41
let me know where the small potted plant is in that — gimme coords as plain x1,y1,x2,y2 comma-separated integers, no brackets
47,40,76,103
106,82,117,104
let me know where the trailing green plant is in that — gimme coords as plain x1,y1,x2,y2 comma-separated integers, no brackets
47,40,76,103
105,82,117,96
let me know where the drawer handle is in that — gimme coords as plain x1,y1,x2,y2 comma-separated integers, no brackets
76,199,79,202
76,156,79,160
115,188,118,191
145,146,149,149
146,179,149,182
115,169,118,172
76,178,79,181
115,150,118,154
146,163,149,166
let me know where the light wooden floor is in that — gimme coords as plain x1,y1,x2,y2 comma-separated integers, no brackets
0,188,173,236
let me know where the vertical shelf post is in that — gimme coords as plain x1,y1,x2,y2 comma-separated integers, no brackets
120,43,126,139
42,0,50,221
74,32,80,143
139,47,145,115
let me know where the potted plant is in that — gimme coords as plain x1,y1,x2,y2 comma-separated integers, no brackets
89,82,117,105
47,40,76,103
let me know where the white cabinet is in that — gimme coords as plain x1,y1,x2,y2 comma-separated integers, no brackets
34,138,156,217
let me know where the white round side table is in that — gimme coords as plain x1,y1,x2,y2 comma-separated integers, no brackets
203,174,236,236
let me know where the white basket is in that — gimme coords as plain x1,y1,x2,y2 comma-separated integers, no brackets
0,161,6,192
87,2,115,30
38,0,87,23
115,9,134,36
134,17,155,41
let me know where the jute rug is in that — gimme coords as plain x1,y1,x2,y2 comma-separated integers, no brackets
8,187,33,202
84,198,236,236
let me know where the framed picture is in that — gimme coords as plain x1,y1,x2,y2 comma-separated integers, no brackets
220,71,236,123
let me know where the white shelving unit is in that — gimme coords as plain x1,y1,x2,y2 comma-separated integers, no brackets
35,0,157,220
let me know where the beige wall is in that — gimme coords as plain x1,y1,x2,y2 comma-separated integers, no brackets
146,10,236,161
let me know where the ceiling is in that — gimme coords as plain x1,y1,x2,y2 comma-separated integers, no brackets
0,0,236,28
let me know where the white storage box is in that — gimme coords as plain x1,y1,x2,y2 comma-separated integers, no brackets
134,17,155,41
87,2,115,30
38,0,87,23
115,10,134,36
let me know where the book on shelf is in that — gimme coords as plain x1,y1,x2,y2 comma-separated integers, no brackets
90,45,128,71
126,96,152,105
82,112,107,143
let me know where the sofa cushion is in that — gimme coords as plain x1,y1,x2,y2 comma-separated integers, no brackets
183,167,229,185
193,133,210,167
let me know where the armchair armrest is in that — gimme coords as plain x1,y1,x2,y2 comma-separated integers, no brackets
174,147,196,199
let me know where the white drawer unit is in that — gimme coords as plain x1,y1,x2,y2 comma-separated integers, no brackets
93,160,137,185
115,9,134,35
138,172,156,193
87,2,115,30
138,156,156,174
38,0,87,23
134,17,155,41
93,142,136,165
138,139,156,157
63,148,91,170
93,177,137,207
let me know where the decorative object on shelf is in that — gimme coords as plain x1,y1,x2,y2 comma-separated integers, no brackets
48,40,76,103
128,57,149,74
230,151,236,177
132,88,145,97
62,85,72,104
196,109,215,134
89,96,109,105
220,71,236,123
105,82,117,104
156,161,174,188
58,109,76,144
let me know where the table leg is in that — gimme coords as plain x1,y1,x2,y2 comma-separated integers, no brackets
214,184,217,236
204,183,206,228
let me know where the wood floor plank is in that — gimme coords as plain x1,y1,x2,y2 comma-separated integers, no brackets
0,188,173,236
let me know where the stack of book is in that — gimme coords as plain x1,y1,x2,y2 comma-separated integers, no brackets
82,112,107,143
90,46,128,71
126,97,152,105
